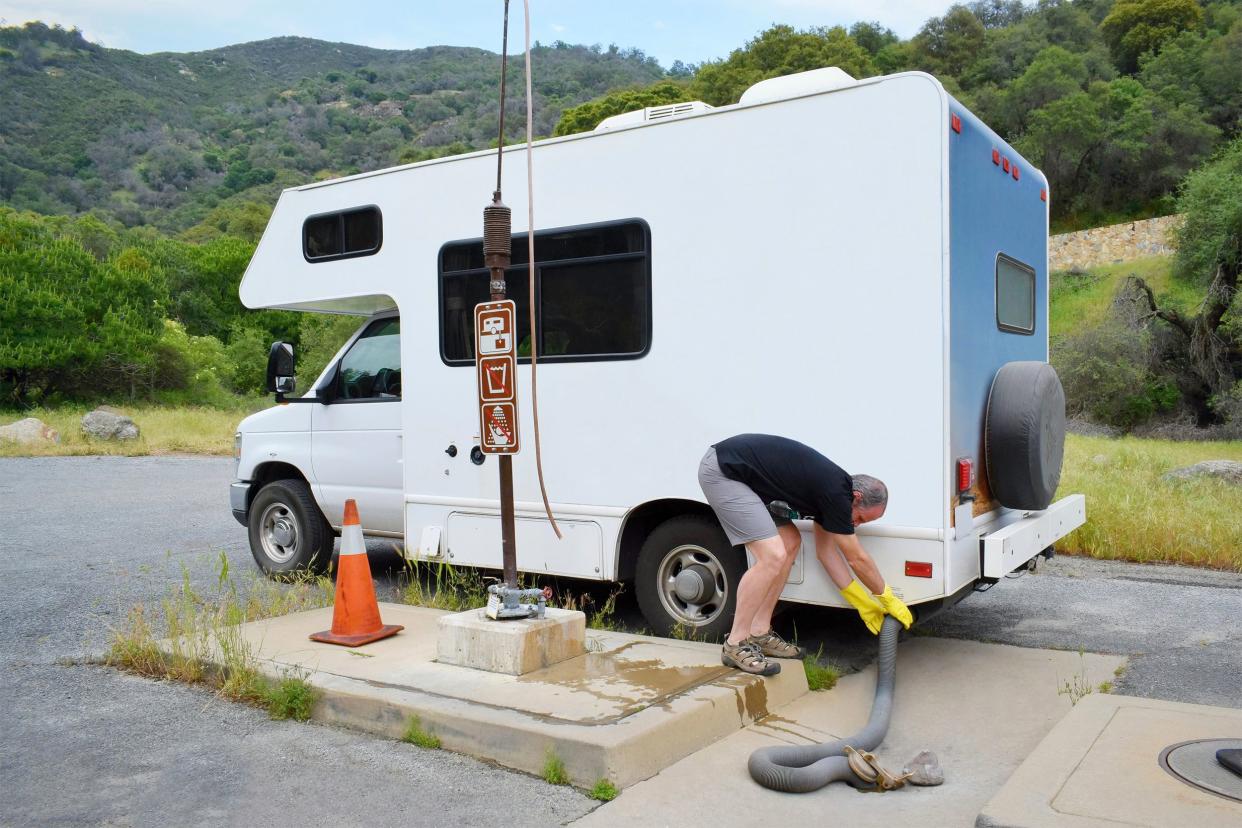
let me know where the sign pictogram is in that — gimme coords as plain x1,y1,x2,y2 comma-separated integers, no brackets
474,300,519,454
482,402,517,450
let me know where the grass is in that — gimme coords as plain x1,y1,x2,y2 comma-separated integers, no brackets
1049,255,1199,340
589,779,619,801
402,715,442,749
802,644,841,692
1055,433,1242,571
398,560,489,611
106,557,333,718
542,748,569,786
0,402,259,456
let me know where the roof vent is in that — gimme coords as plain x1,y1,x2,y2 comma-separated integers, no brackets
594,101,714,132
739,67,857,106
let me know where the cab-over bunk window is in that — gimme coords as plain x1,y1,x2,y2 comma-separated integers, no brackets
303,206,383,262
438,219,651,365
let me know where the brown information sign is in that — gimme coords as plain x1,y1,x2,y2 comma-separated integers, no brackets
475,300,520,454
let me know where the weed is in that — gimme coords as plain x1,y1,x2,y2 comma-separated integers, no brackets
1056,652,1094,706
399,560,488,611
105,555,336,715
668,621,697,641
588,779,618,801
803,644,840,692
402,715,442,749
542,748,569,785
265,673,317,721
587,588,623,631
1097,680,1114,694
1114,664,1127,679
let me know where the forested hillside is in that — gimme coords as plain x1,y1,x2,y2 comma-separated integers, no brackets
0,22,663,234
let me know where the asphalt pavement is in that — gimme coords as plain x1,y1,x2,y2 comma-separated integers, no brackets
2,455,1238,826
0,456,595,828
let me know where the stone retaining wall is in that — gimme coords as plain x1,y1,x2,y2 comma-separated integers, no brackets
1049,214,1181,272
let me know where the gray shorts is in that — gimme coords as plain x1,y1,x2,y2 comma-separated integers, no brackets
698,447,790,546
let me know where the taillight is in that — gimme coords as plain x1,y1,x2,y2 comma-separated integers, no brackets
956,458,973,494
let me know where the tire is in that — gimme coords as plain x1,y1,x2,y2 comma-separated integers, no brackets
247,479,335,576
985,361,1067,511
635,515,747,639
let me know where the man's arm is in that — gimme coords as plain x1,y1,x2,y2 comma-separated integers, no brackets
816,525,885,594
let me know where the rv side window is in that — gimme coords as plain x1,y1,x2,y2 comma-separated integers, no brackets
303,206,383,262
996,254,1035,334
438,219,651,364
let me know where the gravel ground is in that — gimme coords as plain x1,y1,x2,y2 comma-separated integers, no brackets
0,456,595,828
3,456,1238,826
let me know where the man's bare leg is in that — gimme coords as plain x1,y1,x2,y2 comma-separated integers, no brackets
749,523,801,636
726,534,787,646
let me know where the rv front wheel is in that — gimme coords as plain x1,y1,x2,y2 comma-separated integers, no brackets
247,479,334,577
635,515,745,639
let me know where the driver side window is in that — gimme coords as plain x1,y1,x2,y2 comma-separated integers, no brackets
337,318,400,400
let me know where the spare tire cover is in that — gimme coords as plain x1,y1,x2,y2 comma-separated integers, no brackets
985,361,1066,511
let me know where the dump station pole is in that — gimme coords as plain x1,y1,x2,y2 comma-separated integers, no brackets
483,198,518,590
476,0,544,620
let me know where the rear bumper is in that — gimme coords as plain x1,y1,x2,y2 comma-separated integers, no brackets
980,494,1086,579
230,481,251,526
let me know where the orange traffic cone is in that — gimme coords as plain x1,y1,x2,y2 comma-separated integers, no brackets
310,499,403,647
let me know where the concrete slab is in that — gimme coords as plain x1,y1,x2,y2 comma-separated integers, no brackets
233,603,806,788
437,607,585,675
572,638,1126,827
978,693,1242,828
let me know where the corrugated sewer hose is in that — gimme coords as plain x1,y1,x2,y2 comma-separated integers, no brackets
748,615,902,792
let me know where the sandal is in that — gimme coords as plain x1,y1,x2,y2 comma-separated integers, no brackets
722,640,780,676
747,629,807,659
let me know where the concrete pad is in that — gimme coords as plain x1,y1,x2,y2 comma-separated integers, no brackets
572,638,1125,827
978,693,1242,827
437,607,586,675
233,603,806,788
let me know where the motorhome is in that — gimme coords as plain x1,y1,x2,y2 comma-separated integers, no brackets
231,67,1085,636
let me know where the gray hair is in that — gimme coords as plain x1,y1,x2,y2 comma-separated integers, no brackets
851,474,888,509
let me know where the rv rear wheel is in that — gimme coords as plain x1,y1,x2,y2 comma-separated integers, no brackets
635,515,746,639
985,361,1067,511
247,479,334,577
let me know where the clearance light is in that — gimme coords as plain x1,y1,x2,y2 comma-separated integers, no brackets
1041,189,1047,202
1002,157,1010,173
905,561,933,578
956,458,974,493
1012,165,1020,181
992,148,1000,165
951,113,962,133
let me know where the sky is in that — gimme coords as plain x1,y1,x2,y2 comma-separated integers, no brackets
0,1,960,68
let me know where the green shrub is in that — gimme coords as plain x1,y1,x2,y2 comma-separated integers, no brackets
151,320,234,406
401,715,441,749
1053,320,1178,429
588,779,618,801
542,748,569,785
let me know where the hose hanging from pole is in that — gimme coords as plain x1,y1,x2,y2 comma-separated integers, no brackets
522,0,561,538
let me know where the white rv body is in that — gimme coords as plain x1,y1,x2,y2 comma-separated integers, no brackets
234,69,1085,624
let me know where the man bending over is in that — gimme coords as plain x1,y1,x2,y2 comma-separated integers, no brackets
698,433,914,676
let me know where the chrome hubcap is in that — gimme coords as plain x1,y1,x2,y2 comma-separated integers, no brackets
657,544,728,627
259,502,300,564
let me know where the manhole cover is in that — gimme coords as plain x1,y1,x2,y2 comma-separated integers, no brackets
1158,739,1242,803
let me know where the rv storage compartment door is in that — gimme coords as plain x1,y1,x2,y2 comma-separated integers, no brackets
446,513,603,579
980,494,1086,579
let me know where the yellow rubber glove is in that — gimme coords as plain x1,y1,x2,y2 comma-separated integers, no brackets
840,579,885,635
878,584,914,630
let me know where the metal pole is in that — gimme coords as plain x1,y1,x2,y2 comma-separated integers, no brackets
488,277,517,589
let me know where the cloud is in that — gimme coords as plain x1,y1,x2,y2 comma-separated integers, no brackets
551,23,566,33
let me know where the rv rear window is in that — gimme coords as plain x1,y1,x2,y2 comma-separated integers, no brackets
303,206,382,262
438,219,651,364
996,254,1035,334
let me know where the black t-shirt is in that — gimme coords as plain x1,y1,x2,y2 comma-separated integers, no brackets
714,433,854,534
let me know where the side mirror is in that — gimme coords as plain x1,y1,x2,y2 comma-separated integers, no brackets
266,341,296,395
